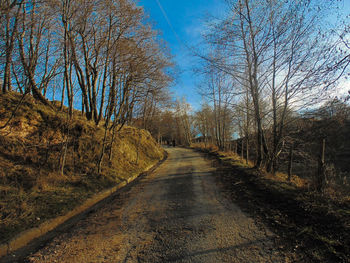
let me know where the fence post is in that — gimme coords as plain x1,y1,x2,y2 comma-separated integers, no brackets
316,138,326,192
288,143,294,181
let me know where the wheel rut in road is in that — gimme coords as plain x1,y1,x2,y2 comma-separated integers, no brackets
24,147,286,263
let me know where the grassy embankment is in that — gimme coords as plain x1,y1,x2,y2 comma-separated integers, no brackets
191,142,350,262
0,92,165,244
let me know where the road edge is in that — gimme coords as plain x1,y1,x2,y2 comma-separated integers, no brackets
0,151,168,261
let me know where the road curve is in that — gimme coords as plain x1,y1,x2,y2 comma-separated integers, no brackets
25,147,285,263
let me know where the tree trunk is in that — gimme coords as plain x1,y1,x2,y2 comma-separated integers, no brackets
246,137,249,165
60,123,69,176
2,5,19,93
316,138,326,192
288,144,293,181
97,124,109,174
108,124,117,161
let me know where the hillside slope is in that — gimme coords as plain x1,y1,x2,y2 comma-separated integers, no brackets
0,92,165,243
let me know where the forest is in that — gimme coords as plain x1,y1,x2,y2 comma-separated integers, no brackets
1,0,350,199
140,0,350,197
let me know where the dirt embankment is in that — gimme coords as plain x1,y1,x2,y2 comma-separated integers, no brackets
0,92,165,245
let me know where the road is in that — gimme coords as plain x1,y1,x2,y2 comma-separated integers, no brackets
25,147,285,263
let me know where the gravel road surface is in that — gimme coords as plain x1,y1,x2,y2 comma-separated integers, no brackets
24,147,286,262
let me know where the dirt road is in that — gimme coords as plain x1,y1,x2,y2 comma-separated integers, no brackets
24,147,285,262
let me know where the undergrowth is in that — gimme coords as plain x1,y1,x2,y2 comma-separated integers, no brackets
191,142,349,201
191,142,350,262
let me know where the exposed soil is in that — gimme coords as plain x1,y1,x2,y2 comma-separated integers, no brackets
3,147,293,263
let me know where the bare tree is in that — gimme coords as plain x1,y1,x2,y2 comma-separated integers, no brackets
174,98,193,146
16,1,59,105
201,0,339,171
1,0,21,93
194,103,215,146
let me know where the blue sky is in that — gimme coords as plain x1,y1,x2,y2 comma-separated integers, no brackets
137,0,350,110
138,0,225,110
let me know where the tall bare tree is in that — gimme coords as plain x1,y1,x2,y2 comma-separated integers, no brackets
201,0,339,170
1,0,21,93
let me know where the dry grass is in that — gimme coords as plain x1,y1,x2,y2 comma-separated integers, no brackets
191,142,218,152
192,143,350,262
263,172,309,188
0,92,165,243
191,142,330,191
